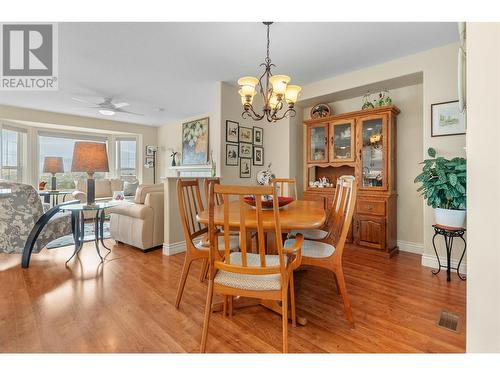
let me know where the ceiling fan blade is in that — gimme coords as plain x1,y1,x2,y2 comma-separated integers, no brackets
72,97,99,105
115,108,144,116
114,102,130,108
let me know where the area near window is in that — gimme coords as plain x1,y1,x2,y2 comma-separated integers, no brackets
0,125,26,182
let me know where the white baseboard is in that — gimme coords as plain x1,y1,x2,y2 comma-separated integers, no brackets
162,241,186,256
397,240,424,255
421,253,467,274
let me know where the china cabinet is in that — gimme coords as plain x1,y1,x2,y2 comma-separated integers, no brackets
303,105,399,256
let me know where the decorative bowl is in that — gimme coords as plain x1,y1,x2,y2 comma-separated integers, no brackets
243,196,294,209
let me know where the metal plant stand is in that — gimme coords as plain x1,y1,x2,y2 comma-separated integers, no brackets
431,224,467,282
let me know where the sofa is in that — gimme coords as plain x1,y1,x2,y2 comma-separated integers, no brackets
108,184,164,251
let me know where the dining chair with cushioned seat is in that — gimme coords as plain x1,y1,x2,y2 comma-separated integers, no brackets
200,183,304,353
284,175,357,326
175,179,239,308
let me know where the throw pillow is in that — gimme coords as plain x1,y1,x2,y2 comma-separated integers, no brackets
124,181,139,196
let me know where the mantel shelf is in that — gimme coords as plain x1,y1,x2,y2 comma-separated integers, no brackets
168,164,213,171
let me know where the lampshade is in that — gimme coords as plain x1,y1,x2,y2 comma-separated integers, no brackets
269,93,280,110
239,89,254,105
240,84,256,98
285,85,302,104
71,142,109,173
269,75,290,95
43,157,64,174
237,76,259,88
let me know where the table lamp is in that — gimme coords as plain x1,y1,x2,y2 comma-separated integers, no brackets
71,142,109,206
43,156,64,190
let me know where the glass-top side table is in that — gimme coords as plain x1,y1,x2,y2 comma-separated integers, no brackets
61,201,119,264
38,190,73,206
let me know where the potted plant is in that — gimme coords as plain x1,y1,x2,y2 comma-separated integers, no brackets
414,147,466,228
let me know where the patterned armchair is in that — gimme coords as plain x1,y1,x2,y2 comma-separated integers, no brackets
0,181,75,268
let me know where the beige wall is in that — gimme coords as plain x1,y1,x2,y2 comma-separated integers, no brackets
466,22,500,353
297,43,466,265
0,105,158,184
302,84,424,246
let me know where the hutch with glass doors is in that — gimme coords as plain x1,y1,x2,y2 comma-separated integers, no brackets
303,105,400,256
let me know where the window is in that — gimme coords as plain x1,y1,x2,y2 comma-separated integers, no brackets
38,133,108,189
1,127,25,182
116,137,137,179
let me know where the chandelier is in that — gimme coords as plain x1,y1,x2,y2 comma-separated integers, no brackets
238,22,301,123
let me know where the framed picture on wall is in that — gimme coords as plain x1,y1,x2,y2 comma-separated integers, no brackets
238,143,252,158
239,158,251,178
181,117,209,165
225,143,238,166
253,146,264,166
238,126,253,143
145,145,157,156
431,100,466,137
145,157,154,168
226,120,239,143
253,126,263,146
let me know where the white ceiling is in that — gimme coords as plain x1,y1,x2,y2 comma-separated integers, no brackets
0,22,458,126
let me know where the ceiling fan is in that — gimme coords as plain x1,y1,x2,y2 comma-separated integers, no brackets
72,97,144,116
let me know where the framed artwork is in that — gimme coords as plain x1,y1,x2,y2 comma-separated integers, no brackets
181,117,209,165
253,126,263,146
238,126,253,143
238,143,252,158
431,100,466,137
145,145,157,156
239,158,251,178
253,146,264,166
226,120,239,143
225,143,238,166
145,157,154,168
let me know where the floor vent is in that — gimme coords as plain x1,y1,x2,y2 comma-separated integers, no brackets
437,311,460,332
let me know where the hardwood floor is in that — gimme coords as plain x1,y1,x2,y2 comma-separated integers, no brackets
0,240,465,353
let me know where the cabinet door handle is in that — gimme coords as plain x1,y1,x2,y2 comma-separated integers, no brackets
331,136,334,145
324,136,328,145
367,205,373,211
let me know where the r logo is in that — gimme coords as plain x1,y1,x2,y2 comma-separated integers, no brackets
2,24,53,76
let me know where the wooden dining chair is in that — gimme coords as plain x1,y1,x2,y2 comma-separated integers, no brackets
204,177,224,206
272,177,298,199
175,179,240,308
200,184,304,353
284,175,357,326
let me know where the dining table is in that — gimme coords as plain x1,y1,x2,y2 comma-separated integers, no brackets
196,199,326,325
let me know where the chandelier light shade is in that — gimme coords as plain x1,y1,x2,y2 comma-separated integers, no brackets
238,22,301,123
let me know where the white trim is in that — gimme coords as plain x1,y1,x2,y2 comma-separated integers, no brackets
421,253,467,274
162,241,186,256
397,240,424,255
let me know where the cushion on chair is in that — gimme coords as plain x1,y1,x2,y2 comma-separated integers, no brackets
289,229,327,240
214,252,285,291
195,235,240,251
34,211,73,253
283,238,335,259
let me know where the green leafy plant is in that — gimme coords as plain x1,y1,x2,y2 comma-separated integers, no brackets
414,147,466,210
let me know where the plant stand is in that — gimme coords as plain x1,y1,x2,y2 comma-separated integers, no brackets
431,224,467,282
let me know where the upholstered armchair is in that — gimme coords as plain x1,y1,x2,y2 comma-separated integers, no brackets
108,184,164,251
0,181,75,267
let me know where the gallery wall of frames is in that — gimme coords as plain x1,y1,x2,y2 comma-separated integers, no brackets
225,120,264,178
